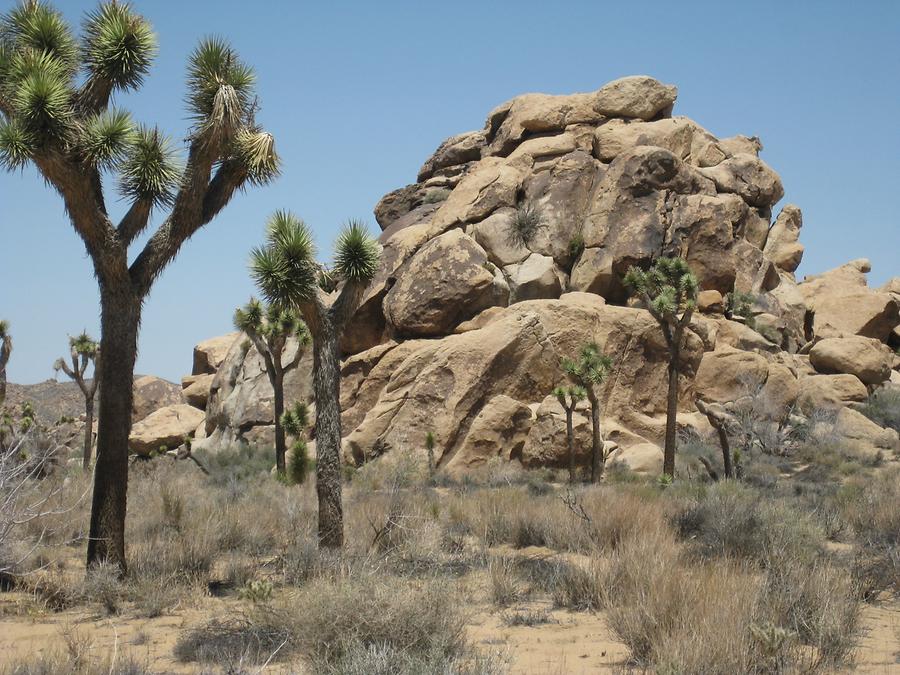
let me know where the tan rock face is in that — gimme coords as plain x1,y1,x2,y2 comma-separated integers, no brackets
809,336,892,385
384,228,507,336
129,404,205,456
181,373,214,410
833,408,899,455
192,333,240,376
444,395,533,471
796,374,868,410
593,76,678,121
799,260,900,341
132,375,181,423
694,346,770,404
698,154,784,209
763,205,804,273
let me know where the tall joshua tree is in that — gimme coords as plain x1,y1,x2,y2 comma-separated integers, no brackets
251,211,380,549
234,300,310,474
563,343,613,483
0,2,279,570
624,257,698,479
553,384,585,483
0,321,10,409
54,332,100,470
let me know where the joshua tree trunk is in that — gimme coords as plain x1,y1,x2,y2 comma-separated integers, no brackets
312,322,343,548
273,372,286,474
82,397,95,471
663,352,679,479
565,405,576,483
87,289,140,571
587,390,604,483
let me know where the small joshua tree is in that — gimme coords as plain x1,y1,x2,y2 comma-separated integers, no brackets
234,300,310,475
0,321,10,410
0,1,279,570
54,332,100,470
553,384,585,483
563,343,613,483
251,211,380,548
624,257,698,479
282,401,310,485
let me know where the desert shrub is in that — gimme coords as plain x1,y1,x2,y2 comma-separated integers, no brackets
488,556,522,607
502,608,553,627
759,559,860,668
567,233,585,261
127,575,181,618
287,439,310,485
81,561,122,614
174,611,293,665
316,640,508,675
858,387,900,432
196,443,275,487
351,448,429,492
673,481,824,567
506,204,544,248
514,556,605,611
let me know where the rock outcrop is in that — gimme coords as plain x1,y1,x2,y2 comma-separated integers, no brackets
187,76,898,475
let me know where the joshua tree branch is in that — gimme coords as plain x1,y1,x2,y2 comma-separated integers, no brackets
117,200,153,248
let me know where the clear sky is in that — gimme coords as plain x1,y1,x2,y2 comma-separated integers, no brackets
1,0,898,384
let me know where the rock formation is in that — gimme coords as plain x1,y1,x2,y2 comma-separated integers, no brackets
187,75,899,472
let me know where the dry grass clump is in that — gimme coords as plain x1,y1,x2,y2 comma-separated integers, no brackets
175,569,476,670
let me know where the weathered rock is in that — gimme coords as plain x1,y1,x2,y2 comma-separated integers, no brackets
470,208,530,266
799,260,899,341
520,396,592,469
809,336,892,385
593,76,678,121
698,154,784,208
130,404,205,456
714,319,777,353
444,395,533,471
570,248,615,297
833,408,899,455
505,253,564,302
592,117,694,162
697,290,724,314
192,333,240,376
132,375,182,423
182,373,214,410
430,157,525,230
695,346,769,403
796,374,868,410
384,229,507,336
417,131,486,182
763,205,804,273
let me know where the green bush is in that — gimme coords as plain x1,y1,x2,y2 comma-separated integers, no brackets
858,387,900,433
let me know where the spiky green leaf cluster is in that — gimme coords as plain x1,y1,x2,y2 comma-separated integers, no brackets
563,342,612,388
0,118,35,169
186,37,254,132
0,1,78,73
0,319,9,339
250,211,319,308
334,220,380,284
232,128,279,186
118,125,180,206
282,401,309,438
554,384,586,406
624,257,698,319
69,331,98,356
82,1,156,91
78,108,133,168
234,297,311,345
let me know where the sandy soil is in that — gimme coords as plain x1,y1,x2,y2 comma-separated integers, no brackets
2,587,897,674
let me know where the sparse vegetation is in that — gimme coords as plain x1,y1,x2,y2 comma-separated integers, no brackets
562,343,613,483
53,333,99,469
506,204,544,248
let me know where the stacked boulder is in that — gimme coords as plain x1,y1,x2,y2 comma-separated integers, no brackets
190,76,899,471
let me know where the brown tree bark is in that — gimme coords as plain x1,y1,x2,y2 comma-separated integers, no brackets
663,353,679,479
565,403,576,484
82,397,95,471
273,371,286,474
86,288,140,571
312,323,343,548
588,389,604,483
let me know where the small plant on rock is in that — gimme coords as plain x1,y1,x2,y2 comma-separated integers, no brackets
507,204,544,248
282,401,311,485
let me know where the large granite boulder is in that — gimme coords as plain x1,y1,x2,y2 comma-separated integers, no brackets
132,375,182,423
130,404,205,456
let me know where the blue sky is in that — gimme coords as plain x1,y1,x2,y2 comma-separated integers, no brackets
1,0,898,384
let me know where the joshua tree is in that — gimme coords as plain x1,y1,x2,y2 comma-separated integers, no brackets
282,401,310,485
0,321,10,409
250,211,380,548
563,343,613,483
54,332,100,470
624,257,698,479
425,431,436,476
234,300,310,475
0,2,279,570
553,384,585,483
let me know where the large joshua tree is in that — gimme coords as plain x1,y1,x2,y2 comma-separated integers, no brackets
54,332,100,470
0,321,10,409
553,384,585,483
563,343,613,483
234,300,310,475
250,211,380,549
0,1,279,569
624,257,698,479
